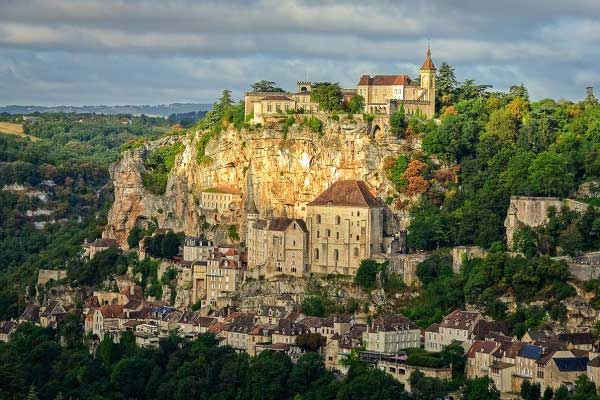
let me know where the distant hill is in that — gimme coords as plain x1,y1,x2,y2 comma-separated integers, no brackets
0,103,212,117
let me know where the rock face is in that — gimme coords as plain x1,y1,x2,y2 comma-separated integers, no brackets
104,119,416,248
504,196,589,249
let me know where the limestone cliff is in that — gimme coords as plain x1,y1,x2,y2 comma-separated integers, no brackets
104,118,419,248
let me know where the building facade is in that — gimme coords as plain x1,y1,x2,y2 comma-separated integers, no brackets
306,180,384,276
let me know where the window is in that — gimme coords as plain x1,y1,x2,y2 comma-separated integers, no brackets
356,235,359,240
335,215,341,225
317,230,320,238
357,211,360,217
336,232,339,239
334,249,339,261
314,248,319,259
316,215,321,224
326,229,330,237
267,103,272,112
353,247,359,257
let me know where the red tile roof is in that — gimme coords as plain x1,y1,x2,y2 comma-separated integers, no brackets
307,180,380,208
358,74,412,86
421,48,436,70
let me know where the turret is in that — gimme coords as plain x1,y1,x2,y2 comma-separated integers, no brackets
419,47,436,117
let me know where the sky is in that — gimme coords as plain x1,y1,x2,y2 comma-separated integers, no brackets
0,0,598,106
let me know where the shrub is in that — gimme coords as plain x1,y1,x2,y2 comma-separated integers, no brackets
307,117,323,135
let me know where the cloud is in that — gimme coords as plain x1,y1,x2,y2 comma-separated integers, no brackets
0,0,597,104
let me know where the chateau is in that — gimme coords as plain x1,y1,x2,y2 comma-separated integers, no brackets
244,48,436,121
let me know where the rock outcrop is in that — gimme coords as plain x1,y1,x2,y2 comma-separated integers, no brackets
104,119,418,248
504,196,589,249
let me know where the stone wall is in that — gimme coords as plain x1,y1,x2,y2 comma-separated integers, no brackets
381,252,431,286
559,251,600,281
504,196,589,249
37,269,68,286
450,246,488,273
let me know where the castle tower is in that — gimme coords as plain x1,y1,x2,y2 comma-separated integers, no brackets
419,47,436,117
297,81,312,93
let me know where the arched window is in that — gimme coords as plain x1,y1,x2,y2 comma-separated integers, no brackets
335,216,341,225
334,249,339,261
316,215,321,224
317,230,320,238
336,232,340,239
353,247,359,257
314,248,319,259
357,211,360,217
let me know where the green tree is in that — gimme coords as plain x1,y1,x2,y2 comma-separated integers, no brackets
25,386,39,400
462,377,500,400
289,352,327,395
111,357,153,399
390,105,407,138
127,225,145,248
512,226,538,258
310,82,342,112
348,95,365,114
337,368,409,400
558,223,584,256
353,259,381,290
251,80,284,92
247,350,293,400
423,113,477,163
542,387,554,400
161,231,180,258
296,333,326,353
528,151,574,196
436,62,458,109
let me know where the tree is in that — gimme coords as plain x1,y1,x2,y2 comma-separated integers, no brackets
296,333,326,353
462,377,500,400
542,387,554,400
337,368,409,400
440,344,465,378
289,352,327,395
457,79,492,101
354,259,380,290
348,95,365,114
423,113,477,163
512,226,538,258
390,105,407,137
558,223,584,256
310,82,342,112
585,87,599,105
509,83,529,101
127,225,144,248
111,357,153,399
251,80,284,93
528,151,574,196
248,350,293,400
161,231,180,258
301,295,327,317
436,63,458,109
25,386,39,400
521,380,541,400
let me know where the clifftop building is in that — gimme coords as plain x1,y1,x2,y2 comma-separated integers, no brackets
244,48,436,121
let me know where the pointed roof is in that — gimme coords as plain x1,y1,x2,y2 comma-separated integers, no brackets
307,180,380,208
420,48,435,70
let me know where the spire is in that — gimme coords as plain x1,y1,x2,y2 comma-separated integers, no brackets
420,46,435,71
245,162,259,215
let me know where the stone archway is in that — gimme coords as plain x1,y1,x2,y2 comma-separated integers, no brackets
371,124,381,137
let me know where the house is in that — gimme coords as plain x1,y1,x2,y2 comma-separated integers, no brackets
558,333,595,351
489,361,515,394
134,323,161,348
20,303,40,325
243,81,323,122
466,340,502,378
200,187,242,216
587,356,600,385
424,323,442,352
256,304,288,325
363,314,420,353
0,320,17,342
182,236,213,262
205,250,244,306
39,301,66,328
543,357,589,391
307,180,384,276
83,238,118,259
435,310,483,350
325,323,366,374
222,314,256,352
86,304,124,339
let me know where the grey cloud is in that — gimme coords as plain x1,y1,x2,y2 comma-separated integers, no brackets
0,0,598,105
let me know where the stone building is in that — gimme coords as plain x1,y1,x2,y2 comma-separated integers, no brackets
244,81,322,122
363,314,421,353
244,48,435,121
357,48,436,118
200,187,242,215
306,180,384,276
182,236,213,262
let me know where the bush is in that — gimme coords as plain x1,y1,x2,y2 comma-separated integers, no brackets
307,117,323,135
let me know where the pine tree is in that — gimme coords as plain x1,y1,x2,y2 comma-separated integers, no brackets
26,385,39,400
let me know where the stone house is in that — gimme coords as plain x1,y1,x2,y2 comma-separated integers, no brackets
86,304,124,339
256,304,288,325
434,310,483,350
363,314,420,353
39,300,66,328
587,356,600,385
182,236,213,262
542,357,589,391
466,340,502,378
325,323,366,374
200,187,242,217
558,333,595,351
424,324,442,352
243,81,322,122
357,48,436,118
0,320,17,342
83,238,118,259
134,323,161,348
222,314,256,352
205,250,244,306
489,361,515,394
20,303,40,325
307,180,384,276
